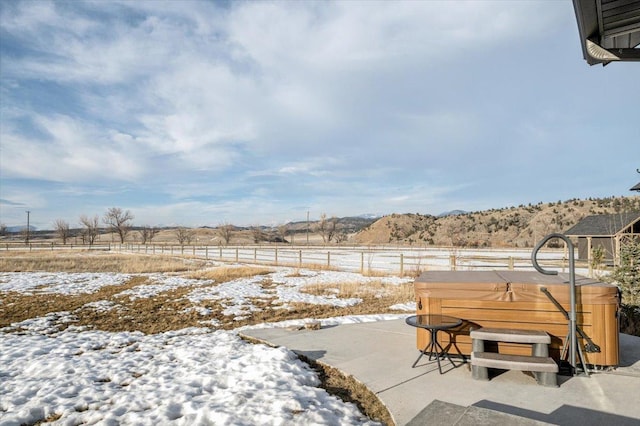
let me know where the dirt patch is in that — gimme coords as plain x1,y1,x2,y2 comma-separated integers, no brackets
300,356,395,426
0,276,149,329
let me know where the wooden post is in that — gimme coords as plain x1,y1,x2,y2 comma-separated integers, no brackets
361,252,364,274
205,246,208,259
450,255,456,271
327,251,331,268
299,250,302,267
400,253,404,276
508,257,514,270
219,247,222,259
275,248,278,265
235,247,239,262
254,248,257,262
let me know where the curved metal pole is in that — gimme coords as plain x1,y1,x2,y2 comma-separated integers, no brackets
532,233,578,375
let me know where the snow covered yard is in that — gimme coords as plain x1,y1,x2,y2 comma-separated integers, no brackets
0,260,413,425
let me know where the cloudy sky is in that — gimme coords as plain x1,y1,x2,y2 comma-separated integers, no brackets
1,1,638,230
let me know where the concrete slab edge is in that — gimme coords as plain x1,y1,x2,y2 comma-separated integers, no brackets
238,330,397,426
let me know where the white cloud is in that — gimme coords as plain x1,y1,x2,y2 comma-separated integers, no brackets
1,114,143,182
1,1,637,228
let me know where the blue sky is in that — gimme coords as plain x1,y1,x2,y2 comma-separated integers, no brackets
1,1,638,230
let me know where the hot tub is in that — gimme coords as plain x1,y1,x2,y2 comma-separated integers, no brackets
414,271,620,367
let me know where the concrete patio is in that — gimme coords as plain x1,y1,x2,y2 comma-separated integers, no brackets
240,319,640,425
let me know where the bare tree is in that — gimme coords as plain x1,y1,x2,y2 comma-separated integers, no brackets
139,226,158,244
251,226,264,243
334,231,348,243
0,223,6,237
54,219,71,244
103,207,134,243
327,216,339,242
217,223,234,245
79,215,100,245
21,227,30,244
316,214,339,243
316,213,328,243
175,227,194,245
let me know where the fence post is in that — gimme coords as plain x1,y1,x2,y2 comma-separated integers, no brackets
235,247,239,263
275,248,278,265
327,251,331,268
508,257,514,270
361,252,364,274
219,247,222,259
254,248,257,262
205,246,208,260
400,253,404,276
299,249,302,267
450,254,456,271
193,246,196,256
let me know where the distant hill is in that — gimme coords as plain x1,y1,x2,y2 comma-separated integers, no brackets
4,225,37,233
5,197,639,247
352,196,640,248
284,216,378,235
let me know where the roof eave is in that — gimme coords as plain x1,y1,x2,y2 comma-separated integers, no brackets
573,0,640,65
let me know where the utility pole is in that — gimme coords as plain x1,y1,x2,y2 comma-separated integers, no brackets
25,210,30,244
306,210,309,245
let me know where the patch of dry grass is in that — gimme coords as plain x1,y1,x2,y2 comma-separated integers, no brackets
361,269,394,278
301,281,414,307
0,251,207,273
187,266,272,282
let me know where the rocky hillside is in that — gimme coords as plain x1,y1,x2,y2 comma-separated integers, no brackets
352,196,640,248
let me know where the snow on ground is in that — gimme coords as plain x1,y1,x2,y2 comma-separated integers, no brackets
0,313,386,426
0,272,131,295
116,275,213,301
0,267,413,425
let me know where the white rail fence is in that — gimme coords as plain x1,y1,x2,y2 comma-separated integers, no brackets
122,245,577,274
0,242,583,276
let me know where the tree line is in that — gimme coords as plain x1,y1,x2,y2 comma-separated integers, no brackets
52,207,136,245
45,209,347,246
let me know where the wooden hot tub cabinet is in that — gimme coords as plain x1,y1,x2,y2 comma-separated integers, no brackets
414,271,620,367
